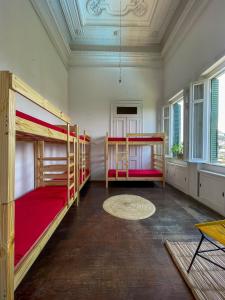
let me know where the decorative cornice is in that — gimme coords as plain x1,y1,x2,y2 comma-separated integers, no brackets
30,0,71,68
86,0,148,17
59,0,83,40
69,51,162,68
29,0,210,70
70,44,161,53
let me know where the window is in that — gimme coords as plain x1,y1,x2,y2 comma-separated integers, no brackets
172,98,184,147
117,106,137,115
210,72,225,165
190,81,208,161
162,92,184,158
162,105,170,155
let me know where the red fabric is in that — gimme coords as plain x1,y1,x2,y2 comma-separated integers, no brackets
16,110,75,137
108,169,163,178
108,137,163,142
15,186,68,266
79,135,90,142
79,168,90,184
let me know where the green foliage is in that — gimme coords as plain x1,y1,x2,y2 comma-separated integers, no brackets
171,143,183,159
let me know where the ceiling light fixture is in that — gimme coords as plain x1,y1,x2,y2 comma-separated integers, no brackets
118,0,122,84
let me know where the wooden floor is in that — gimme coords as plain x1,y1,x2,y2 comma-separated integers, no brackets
15,182,221,300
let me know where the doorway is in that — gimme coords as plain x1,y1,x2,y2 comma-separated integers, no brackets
110,101,143,169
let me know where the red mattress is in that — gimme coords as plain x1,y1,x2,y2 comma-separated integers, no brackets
16,111,92,142
108,169,163,178
16,110,75,137
108,137,163,142
79,135,90,142
15,186,68,266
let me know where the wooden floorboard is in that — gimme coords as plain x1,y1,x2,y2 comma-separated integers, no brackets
15,182,221,300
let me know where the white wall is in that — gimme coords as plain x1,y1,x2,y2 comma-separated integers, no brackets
0,0,68,198
69,66,163,180
164,0,225,101
163,0,225,213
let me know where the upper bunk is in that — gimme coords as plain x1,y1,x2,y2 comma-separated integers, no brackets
5,71,76,143
79,133,91,143
16,110,76,143
106,133,165,146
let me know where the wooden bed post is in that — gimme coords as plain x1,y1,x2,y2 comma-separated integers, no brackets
126,136,129,179
76,125,80,205
115,143,119,180
34,141,44,188
83,131,86,184
87,134,90,182
151,145,154,169
74,125,79,206
105,132,109,188
162,135,166,188
0,71,15,300
67,123,70,206
73,134,76,202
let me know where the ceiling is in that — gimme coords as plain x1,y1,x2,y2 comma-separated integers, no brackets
30,0,207,66
32,0,188,51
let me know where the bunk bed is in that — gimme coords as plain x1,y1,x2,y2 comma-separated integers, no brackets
105,133,165,188
79,131,91,191
0,71,84,299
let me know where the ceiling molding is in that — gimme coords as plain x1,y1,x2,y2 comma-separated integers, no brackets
70,44,161,52
161,0,210,60
78,0,172,29
30,0,71,68
29,0,210,69
86,0,148,17
70,51,162,68
59,0,83,39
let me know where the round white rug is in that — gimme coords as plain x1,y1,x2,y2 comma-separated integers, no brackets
103,194,156,220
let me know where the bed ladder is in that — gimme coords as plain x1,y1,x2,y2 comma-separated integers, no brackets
80,131,86,187
115,137,129,179
34,126,78,207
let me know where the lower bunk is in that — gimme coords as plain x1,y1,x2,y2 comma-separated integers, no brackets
107,169,165,187
14,186,76,289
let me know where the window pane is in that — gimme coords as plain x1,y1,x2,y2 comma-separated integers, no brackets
216,73,225,164
210,78,219,163
193,102,203,159
117,106,137,114
163,106,169,118
194,84,204,100
210,73,225,165
173,100,183,145
164,118,169,154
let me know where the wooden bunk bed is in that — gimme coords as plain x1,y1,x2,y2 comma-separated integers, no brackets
0,71,84,299
105,132,165,188
79,130,91,192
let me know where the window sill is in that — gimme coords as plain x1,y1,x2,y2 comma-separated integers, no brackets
201,163,225,176
166,157,188,167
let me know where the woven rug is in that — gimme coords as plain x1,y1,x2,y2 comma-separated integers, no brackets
103,194,156,220
165,240,225,300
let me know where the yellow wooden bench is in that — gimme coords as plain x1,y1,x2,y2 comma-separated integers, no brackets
187,220,225,273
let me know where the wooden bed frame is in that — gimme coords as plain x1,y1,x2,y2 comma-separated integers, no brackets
79,130,91,193
105,132,165,188
0,71,89,299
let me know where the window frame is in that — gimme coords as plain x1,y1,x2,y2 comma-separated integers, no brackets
169,92,184,157
171,97,184,147
162,90,184,158
162,104,171,156
189,80,210,163
208,68,225,166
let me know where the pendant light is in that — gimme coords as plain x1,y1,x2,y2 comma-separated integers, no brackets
118,0,122,84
